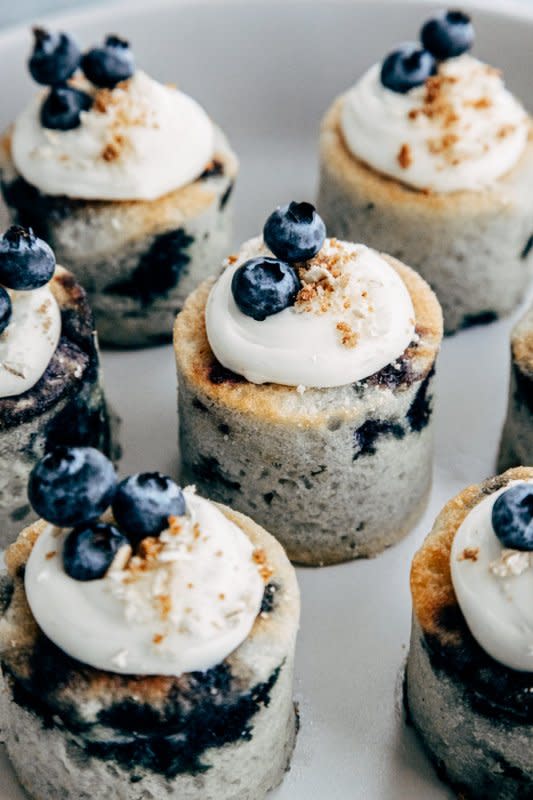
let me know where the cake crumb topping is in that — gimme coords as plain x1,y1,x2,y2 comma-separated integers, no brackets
457,547,479,562
397,143,412,169
490,548,533,577
253,548,274,582
288,238,395,351
392,57,528,176
336,321,358,348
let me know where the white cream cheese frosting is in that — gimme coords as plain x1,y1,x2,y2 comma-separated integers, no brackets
451,480,533,671
0,286,61,398
206,236,415,388
25,489,266,676
341,54,529,193
11,71,215,201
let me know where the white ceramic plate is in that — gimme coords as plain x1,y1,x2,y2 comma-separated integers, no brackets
1,1,533,797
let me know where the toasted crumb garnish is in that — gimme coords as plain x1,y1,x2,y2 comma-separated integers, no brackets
253,548,267,565
156,594,172,620
259,565,274,582
253,548,273,582
498,124,516,139
397,143,412,169
465,96,492,110
457,547,479,562
336,321,358,348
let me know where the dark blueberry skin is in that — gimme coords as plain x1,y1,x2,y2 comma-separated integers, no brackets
112,472,186,543
28,447,117,527
0,287,12,335
231,257,300,321
263,201,326,263
28,27,81,86
81,35,135,88
40,86,93,131
0,226,56,290
380,44,437,94
421,10,474,61
63,522,129,581
492,484,533,551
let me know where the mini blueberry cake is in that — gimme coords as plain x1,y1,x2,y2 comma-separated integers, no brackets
406,469,533,798
0,226,112,547
318,10,533,334
175,203,442,565
0,29,238,347
0,447,299,799
499,303,533,470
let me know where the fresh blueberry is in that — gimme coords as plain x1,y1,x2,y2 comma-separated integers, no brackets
421,10,474,61
81,35,135,88
28,27,81,86
380,44,437,94
0,226,56,290
263,202,326,263
40,86,93,131
63,522,129,581
231,257,300,321
492,484,533,550
28,447,117,527
112,472,186,542
0,288,12,335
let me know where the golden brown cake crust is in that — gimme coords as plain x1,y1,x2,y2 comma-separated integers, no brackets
410,467,533,647
320,96,533,215
174,250,442,425
511,309,533,376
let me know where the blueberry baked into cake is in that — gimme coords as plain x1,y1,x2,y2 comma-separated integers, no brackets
499,303,533,470
0,28,238,347
318,9,533,333
0,226,113,548
175,202,442,565
407,470,533,799
0,447,299,800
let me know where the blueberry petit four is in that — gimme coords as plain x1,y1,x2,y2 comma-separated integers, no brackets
0,28,238,347
0,447,299,799
499,303,533,470
174,203,442,565
0,227,113,548
318,10,533,334
407,469,533,798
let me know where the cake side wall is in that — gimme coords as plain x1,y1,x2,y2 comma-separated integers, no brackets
0,656,296,800
178,367,436,564
406,616,533,800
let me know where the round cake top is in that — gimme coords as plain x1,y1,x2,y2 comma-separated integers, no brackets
174,248,442,426
0,225,61,399
341,10,528,193
205,202,416,389
22,447,269,677
411,467,533,674
11,29,214,201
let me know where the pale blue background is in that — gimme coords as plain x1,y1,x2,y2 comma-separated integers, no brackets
0,0,530,29
0,1,100,28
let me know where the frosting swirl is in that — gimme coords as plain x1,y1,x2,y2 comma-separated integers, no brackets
25,489,265,676
206,236,415,388
12,71,215,201
451,480,533,671
341,55,528,193
0,285,60,398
